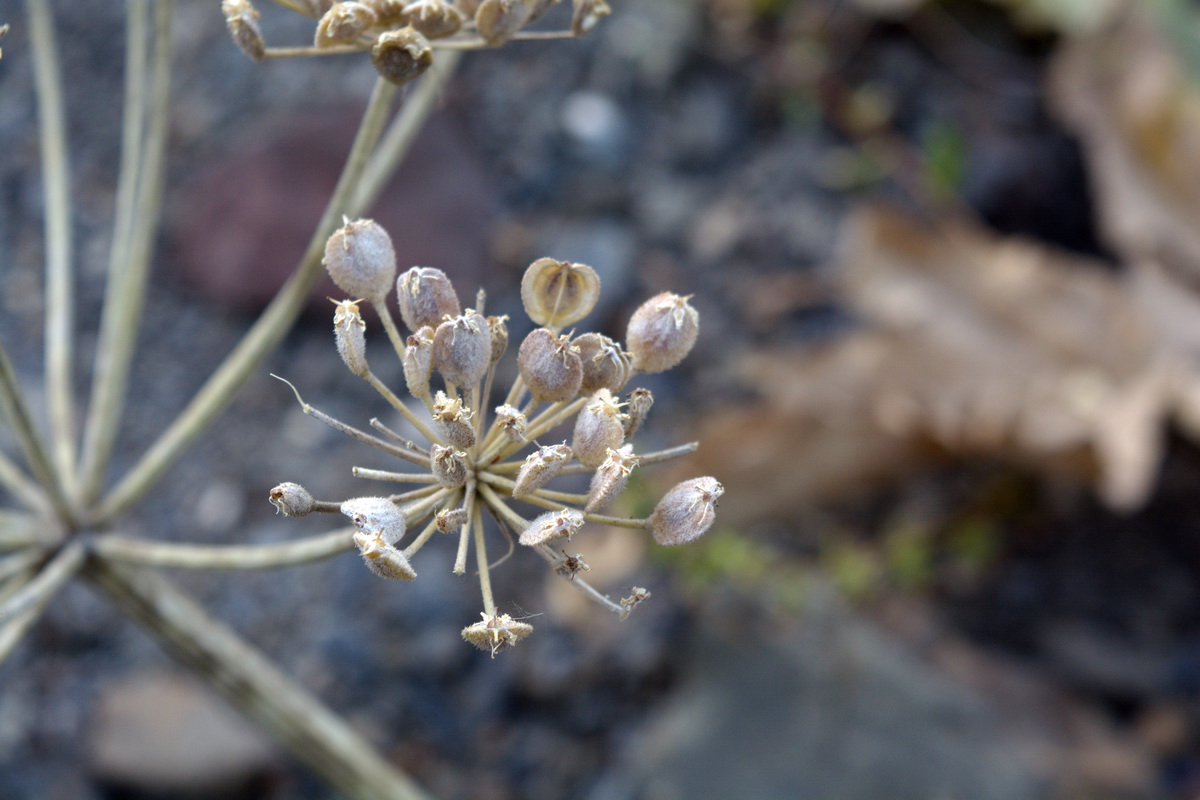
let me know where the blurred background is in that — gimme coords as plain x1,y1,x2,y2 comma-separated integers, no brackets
7,0,1200,797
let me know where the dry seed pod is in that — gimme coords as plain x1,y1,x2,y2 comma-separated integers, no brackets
521,258,600,328
585,444,638,513
518,508,585,547
571,0,610,36
512,442,572,498
222,0,266,61
518,328,582,402
332,299,369,378
555,551,591,580
364,0,410,25
433,311,491,388
323,219,397,304
315,2,378,46
403,326,435,399
431,391,477,449
475,0,528,46
626,292,699,374
431,445,469,488
397,267,461,332
354,529,418,580
488,315,510,364
647,477,723,546
494,404,527,444
572,389,627,468
462,612,533,656
341,496,407,546
404,0,463,37
371,27,433,85
623,387,653,438
268,482,315,517
574,332,630,395
618,586,650,620
436,506,469,533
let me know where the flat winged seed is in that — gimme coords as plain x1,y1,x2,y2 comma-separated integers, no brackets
494,404,527,444
332,299,369,377
431,445,469,488
462,613,533,656
403,326,435,398
315,2,378,47
571,0,610,36
574,333,629,395
341,496,407,546
475,0,528,46
433,312,491,388
269,482,315,517
436,507,469,533
371,26,433,85
572,389,626,468
397,267,461,332
519,509,585,546
626,292,699,374
518,328,582,402
403,0,463,37
323,219,397,303
520,258,600,328
222,0,266,61
624,387,653,437
585,444,637,513
648,477,723,546
354,529,418,580
512,443,572,497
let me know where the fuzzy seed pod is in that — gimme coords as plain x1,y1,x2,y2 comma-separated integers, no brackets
488,315,510,364
354,529,418,580
315,2,378,47
494,404,527,444
222,0,266,61
341,496,407,546
623,387,653,438
436,506,469,533
518,328,583,402
571,0,610,36
462,612,533,656
433,311,491,388
403,326,435,399
521,258,600,328
519,508,585,546
574,333,630,395
572,389,627,468
323,218,397,304
626,292,699,374
269,482,315,517
431,444,469,488
404,0,463,37
512,442,572,498
647,477,723,546
431,391,476,449
474,0,528,46
331,299,369,378
585,444,638,513
397,267,461,332
371,26,433,85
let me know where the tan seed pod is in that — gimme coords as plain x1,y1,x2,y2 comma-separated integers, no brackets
462,612,533,656
488,315,510,364
222,0,266,61
315,2,378,47
403,326,435,399
585,444,638,513
520,258,600,328
494,404,527,444
323,218,397,304
354,529,418,580
623,387,653,438
363,0,410,25
403,0,463,38
396,266,461,332
371,26,433,85
572,388,627,468
331,298,369,378
431,391,477,449
268,482,315,517
626,292,699,374
341,496,407,546
570,0,610,37
474,0,528,46
518,328,582,402
647,477,723,546
512,442,572,498
431,444,469,488
518,508,584,546
573,332,630,395
436,506,469,533
433,311,492,388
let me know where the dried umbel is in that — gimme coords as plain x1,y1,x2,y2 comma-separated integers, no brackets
323,218,397,304
277,236,721,655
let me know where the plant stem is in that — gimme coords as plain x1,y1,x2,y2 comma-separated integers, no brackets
0,541,84,623
92,529,354,570
473,506,495,616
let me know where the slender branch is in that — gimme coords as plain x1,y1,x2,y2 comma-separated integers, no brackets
364,370,442,446
388,484,444,504
453,480,476,575
0,449,50,514
533,542,624,614
85,560,433,800
0,550,42,582
78,0,174,504
477,472,647,528
264,44,364,58
92,529,354,570
473,504,495,616
351,467,439,483
402,513,448,560
369,418,428,454
0,541,84,623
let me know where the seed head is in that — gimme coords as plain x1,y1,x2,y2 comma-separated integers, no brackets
432,311,492,388
397,266,461,332
364,0,409,26
519,508,585,546
518,328,582,402
354,529,418,580
269,482,315,517
323,218,397,304
403,326,435,399
494,404,527,444
462,612,533,656
222,0,266,61
572,389,627,468
436,507,469,533
371,26,434,85
315,2,378,47
512,442,572,498
341,496,407,546
431,444,469,487
574,332,630,395
332,298,369,378
474,0,528,46
521,257,600,328
585,444,637,513
623,387,653,438
626,292,699,374
647,477,723,546
488,315,510,364
403,0,463,38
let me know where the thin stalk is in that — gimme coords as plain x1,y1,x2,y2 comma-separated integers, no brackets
365,370,442,445
92,529,354,570
85,560,433,800
0,551,42,582
351,467,439,483
453,480,476,575
0,450,50,514
372,302,408,365
388,484,444,504
477,473,647,529
533,542,624,614
402,515,448,560
473,505,495,616
369,418,428,454
0,541,84,623
78,0,174,504
487,441,700,475
25,0,77,491
95,77,400,524
264,44,363,58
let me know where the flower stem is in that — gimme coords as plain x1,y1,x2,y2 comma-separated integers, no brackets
91,529,355,570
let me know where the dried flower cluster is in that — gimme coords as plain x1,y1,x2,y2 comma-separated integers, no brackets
274,218,722,655
223,0,611,83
